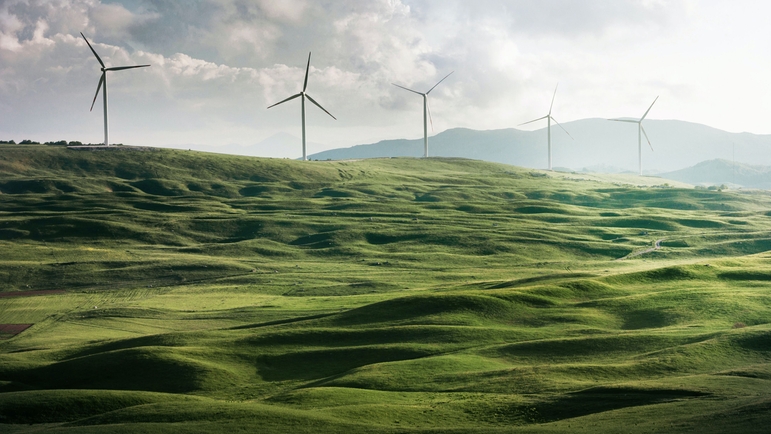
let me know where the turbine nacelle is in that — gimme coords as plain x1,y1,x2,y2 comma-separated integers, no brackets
392,71,454,158
81,32,150,146
608,96,659,175
266,52,336,160
518,84,573,170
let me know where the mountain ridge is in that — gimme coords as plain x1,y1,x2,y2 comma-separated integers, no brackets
308,119,771,174
660,158,771,189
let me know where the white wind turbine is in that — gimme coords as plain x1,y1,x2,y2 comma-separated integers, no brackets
267,52,336,161
81,33,150,146
609,96,659,176
519,84,573,171
392,71,454,158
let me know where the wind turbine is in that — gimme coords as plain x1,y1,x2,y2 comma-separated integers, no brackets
519,84,573,171
609,96,658,176
392,71,454,158
81,32,150,146
267,52,336,161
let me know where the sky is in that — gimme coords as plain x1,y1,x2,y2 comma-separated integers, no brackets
2,0,771,158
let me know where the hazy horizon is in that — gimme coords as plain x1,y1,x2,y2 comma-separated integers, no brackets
3,0,771,159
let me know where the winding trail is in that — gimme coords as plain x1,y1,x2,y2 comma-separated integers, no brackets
618,239,664,260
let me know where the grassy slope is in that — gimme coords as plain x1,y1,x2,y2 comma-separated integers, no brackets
1,145,771,432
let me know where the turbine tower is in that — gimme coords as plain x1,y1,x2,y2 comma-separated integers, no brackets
519,84,573,171
609,96,659,176
267,52,336,161
81,33,150,146
392,71,454,158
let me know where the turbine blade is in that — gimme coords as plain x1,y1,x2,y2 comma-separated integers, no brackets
392,83,423,96
106,65,151,71
550,116,573,140
427,97,434,132
426,71,454,94
641,95,659,120
305,94,337,120
80,32,105,68
267,93,302,109
608,118,639,123
90,72,105,112
549,83,558,115
303,52,311,93
518,115,549,126
641,125,654,151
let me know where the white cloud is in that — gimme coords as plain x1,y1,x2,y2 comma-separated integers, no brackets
256,0,308,24
90,3,135,31
0,3,25,51
88,2,158,39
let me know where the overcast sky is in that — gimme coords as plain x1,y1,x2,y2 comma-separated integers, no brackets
2,0,770,158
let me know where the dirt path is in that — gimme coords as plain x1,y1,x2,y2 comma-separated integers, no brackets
618,239,663,260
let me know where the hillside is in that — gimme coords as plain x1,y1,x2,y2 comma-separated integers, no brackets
2,145,771,433
308,119,771,174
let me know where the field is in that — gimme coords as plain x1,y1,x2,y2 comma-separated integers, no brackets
1,144,771,432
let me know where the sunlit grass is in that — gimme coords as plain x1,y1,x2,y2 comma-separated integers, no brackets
1,145,771,432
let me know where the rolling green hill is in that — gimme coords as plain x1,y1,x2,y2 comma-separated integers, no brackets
2,144,771,433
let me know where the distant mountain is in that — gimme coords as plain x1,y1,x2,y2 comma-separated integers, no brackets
659,159,771,189
308,119,771,174
309,128,542,164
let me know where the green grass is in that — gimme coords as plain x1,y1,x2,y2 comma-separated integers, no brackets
2,145,771,432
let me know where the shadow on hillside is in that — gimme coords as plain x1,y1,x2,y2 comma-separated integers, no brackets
529,387,708,423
